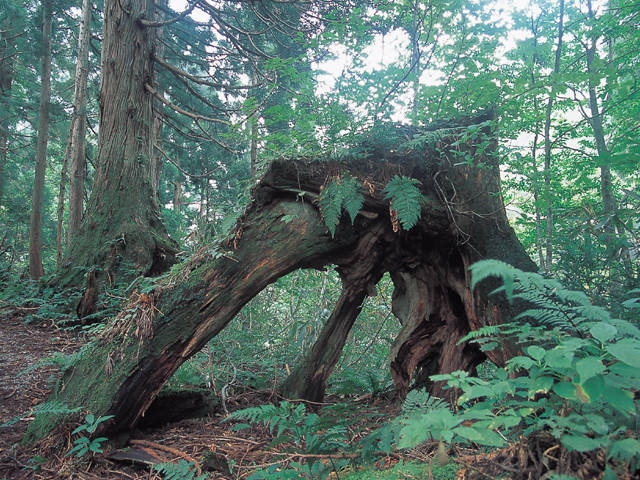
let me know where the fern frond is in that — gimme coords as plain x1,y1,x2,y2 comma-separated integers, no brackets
2,401,82,428
572,305,611,323
318,179,343,237
457,325,502,344
318,174,364,237
383,175,423,230
555,288,591,306
469,259,519,302
515,308,572,328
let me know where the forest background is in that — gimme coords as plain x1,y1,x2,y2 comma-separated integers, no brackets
0,0,639,478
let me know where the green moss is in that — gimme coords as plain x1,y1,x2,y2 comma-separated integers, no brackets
340,460,459,479
23,339,135,443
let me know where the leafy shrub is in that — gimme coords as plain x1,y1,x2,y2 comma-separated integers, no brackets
386,259,640,477
225,401,349,479
66,413,114,457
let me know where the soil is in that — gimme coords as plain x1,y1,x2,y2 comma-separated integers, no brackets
0,309,411,479
1,308,624,480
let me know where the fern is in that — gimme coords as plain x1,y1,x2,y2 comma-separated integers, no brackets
226,401,350,479
154,460,208,480
383,175,423,231
1,401,81,428
469,259,519,302
318,174,364,237
402,389,447,413
225,401,302,437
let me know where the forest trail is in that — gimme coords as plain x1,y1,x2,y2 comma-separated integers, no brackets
0,311,81,476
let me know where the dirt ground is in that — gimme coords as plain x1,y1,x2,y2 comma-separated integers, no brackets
0,310,411,479
1,309,619,480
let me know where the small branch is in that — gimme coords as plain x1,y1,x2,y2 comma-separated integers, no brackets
138,2,195,27
145,83,230,125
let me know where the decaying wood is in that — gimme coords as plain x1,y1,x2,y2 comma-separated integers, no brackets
27,118,535,441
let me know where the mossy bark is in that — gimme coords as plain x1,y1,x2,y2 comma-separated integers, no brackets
28,118,536,442
56,0,177,289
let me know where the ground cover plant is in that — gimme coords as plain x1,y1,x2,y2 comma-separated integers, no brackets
2,258,638,479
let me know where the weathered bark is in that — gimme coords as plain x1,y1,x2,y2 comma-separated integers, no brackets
0,11,15,205
28,0,53,280
542,0,565,271
27,118,535,442
58,0,177,288
67,0,92,245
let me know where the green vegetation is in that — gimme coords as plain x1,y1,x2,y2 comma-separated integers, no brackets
66,413,113,457
0,0,638,478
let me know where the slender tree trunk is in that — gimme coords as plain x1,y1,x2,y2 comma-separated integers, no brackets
583,0,633,292
29,0,53,280
56,134,72,265
585,0,616,245
59,0,177,287
67,0,92,245
0,28,13,204
528,15,546,272
0,112,7,203
173,177,183,212
542,0,565,271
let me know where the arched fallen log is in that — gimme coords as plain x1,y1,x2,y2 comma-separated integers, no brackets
26,118,535,442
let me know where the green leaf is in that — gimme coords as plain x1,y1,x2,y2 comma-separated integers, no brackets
607,339,640,368
575,356,605,383
526,345,546,362
454,426,505,447
589,323,617,343
506,355,535,371
561,434,602,452
584,414,609,436
605,387,636,416
580,375,605,402
527,376,554,399
608,438,640,462
553,382,578,400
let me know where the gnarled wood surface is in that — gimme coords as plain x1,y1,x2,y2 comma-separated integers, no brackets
27,119,535,441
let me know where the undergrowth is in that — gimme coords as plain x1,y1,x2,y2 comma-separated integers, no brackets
227,260,639,479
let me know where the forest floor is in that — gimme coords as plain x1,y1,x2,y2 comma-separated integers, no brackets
0,310,614,480
0,311,443,480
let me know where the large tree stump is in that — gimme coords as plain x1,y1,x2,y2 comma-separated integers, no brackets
26,118,535,442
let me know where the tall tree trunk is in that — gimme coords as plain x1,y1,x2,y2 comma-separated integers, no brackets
528,14,546,272
29,0,53,280
26,119,535,442
59,0,177,287
173,178,183,212
583,0,633,292
0,13,14,204
56,133,72,265
585,0,616,247
67,0,92,245
542,0,565,271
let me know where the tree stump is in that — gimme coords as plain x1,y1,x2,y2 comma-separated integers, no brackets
26,117,535,441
